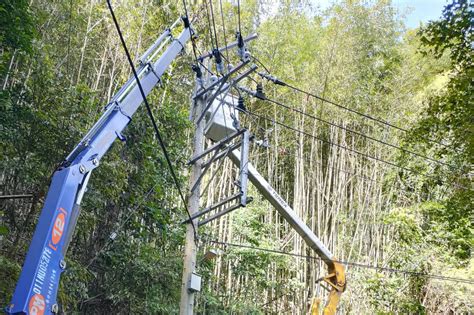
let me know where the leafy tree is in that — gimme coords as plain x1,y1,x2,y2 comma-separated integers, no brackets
409,0,473,261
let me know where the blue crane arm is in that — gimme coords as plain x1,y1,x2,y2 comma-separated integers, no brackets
7,18,191,315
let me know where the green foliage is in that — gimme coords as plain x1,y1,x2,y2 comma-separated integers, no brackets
404,0,474,262
0,255,21,309
0,0,472,313
0,0,35,53
419,0,472,68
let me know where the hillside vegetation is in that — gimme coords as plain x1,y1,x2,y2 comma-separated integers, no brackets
0,0,472,313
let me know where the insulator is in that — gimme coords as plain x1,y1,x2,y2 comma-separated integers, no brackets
237,32,244,48
256,83,265,100
209,75,218,85
192,64,202,78
212,49,224,74
237,96,246,112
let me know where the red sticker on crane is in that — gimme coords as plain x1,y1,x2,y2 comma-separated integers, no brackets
28,294,45,315
49,207,67,251
51,212,65,245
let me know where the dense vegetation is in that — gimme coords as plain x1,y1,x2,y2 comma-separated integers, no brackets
0,0,472,313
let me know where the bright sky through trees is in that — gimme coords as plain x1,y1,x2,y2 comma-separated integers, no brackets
311,0,449,28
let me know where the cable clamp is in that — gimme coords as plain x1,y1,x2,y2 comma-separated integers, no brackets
147,63,162,85
114,101,132,121
212,49,224,74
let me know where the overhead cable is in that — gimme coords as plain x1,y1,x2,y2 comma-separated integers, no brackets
237,0,242,35
207,0,220,49
242,107,419,175
255,61,457,152
259,94,453,168
206,240,474,285
182,0,199,63
107,0,198,240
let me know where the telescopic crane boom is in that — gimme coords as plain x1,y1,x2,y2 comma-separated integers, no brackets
7,17,192,315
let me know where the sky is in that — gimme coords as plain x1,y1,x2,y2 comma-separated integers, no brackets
310,0,449,29
391,0,448,28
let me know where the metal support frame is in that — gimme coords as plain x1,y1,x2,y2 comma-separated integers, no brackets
198,33,258,60
198,199,253,226
182,193,241,223
201,140,242,169
190,148,221,193
188,129,246,165
194,61,249,100
192,130,251,227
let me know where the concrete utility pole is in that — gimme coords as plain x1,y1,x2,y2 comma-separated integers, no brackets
179,72,206,315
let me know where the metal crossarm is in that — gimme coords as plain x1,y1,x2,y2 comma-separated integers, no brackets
198,33,258,60
194,60,249,101
188,129,246,165
182,193,242,224
198,199,253,226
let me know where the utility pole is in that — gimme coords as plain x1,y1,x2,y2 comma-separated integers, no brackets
180,67,206,315
179,34,257,315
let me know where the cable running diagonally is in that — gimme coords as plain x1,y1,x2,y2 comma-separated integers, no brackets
243,109,418,174
206,240,474,285
208,0,220,49
182,0,199,62
107,0,198,239
218,0,230,61
254,58,457,152
242,108,472,192
260,94,452,168
203,0,216,50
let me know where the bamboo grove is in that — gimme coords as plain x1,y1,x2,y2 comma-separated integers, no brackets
0,0,472,313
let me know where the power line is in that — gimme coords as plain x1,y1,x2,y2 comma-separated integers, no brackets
106,0,197,239
259,94,452,168
207,0,219,49
256,65,457,153
205,239,474,285
237,0,242,35
235,86,433,198
218,0,230,61
251,55,270,74
182,0,199,63
241,107,470,191
242,108,420,176
203,0,216,50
